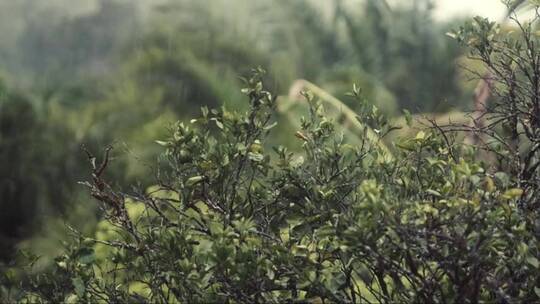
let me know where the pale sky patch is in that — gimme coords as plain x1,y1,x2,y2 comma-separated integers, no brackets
433,0,507,21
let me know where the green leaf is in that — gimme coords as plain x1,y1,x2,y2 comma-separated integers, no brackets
357,263,372,285
502,188,523,199
426,189,442,197
64,294,79,304
201,106,209,117
155,140,170,147
527,256,539,268
290,156,304,168
215,120,224,129
403,109,412,127
415,131,426,140
77,248,95,265
248,152,264,162
264,121,278,130
396,140,415,151
186,176,205,187
72,277,85,297
446,31,458,39
494,172,509,186
3,268,15,282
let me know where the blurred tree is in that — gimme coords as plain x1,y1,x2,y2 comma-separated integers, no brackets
339,0,465,111
14,0,139,96
0,80,81,260
0,0,475,265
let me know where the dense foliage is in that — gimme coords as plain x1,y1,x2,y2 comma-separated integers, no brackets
3,65,536,302
449,10,540,207
0,0,471,261
0,80,83,261
2,1,540,303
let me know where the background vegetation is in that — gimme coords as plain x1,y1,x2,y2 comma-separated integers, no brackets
1,0,539,302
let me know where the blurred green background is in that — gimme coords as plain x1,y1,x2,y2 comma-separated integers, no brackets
0,0,495,265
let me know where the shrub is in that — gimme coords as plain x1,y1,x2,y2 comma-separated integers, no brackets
448,9,540,208
5,67,537,303
5,5,540,301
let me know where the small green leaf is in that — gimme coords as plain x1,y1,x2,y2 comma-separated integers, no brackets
426,189,442,197
155,140,170,147
527,256,539,268
215,120,224,129
264,121,278,130
248,152,264,162
446,31,458,39
403,109,412,127
72,277,85,297
290,156,304,168
502,188,523,199
396,140,415,151
77,248,95,265
201,106,209,117
64,294,79,304
186,176,205,187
